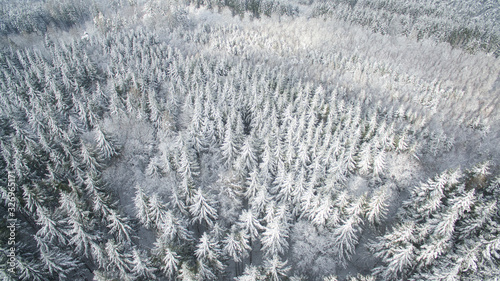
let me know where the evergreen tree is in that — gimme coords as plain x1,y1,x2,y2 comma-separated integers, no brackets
34,236,79,279
94,126,116,159
105,239,131,279
223,227,251,262
133,185,151,228
334,215,362,265
238,209,263,241
189,188,218,227
195,232,225,278
372,149,386,177
35,206,67,245
234,134,259,178
236,265,265,281
148,194,168,228
161,247,179,279
221,121,239,168
107,209,133,242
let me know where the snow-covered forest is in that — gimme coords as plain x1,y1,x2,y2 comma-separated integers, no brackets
0,0,499,280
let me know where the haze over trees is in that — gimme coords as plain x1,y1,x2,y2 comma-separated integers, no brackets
0,0,499,280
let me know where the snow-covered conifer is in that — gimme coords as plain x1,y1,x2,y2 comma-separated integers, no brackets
133,185,150,227
238,209,263,240
189,188,218,227
245,168,261,199
395,132,409,152
223,228,251,262
234,135,259,178
35,236,78,279
130,248,156,279
272,168,295,203
91,242,107,269
161,247,179,279
158,210,191,242
263,255,290,281
147,88,160,124
416,237,449,267
94,126,116,158
68,215,95,256
35,206,66,245
105,239,131,277
357,143,372,175
346,195,366,219
372,149,386,176
376,244,415,279
261,217,289,257
310,196,333,227
17,256,45,281
259,136,276,181
148,194,168,228
236,265,265,281
222,120,239,168
195,232,225,276
333,216,361,263
107,209,133,242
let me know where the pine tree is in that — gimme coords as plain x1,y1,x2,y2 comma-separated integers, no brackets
178,147,200,201
245,168,261,199
357,143,372,175
310,196,333,227
148,194,168,228
195,232,225,278
366,187,389,225
107,209,133,242
161,247,179,279
221,121,239,168
334,215,362,264
272,168,295,203
259,135,276,181
94,125,116,159
35,206,67,245
17,255,45,281
157,210,191,243
371,221,418,279
237,209,263,240
261,216,289,257
105,239,131,278
133,185,151,227
67,212,95,256
263,255,290,281
234,135,259,178
147,88,160,125
223,228,251,262
416,237,449,267
236,265,265,281
91,241,107,269
372,149,386,177
34,236,79,279
381,244,415,279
